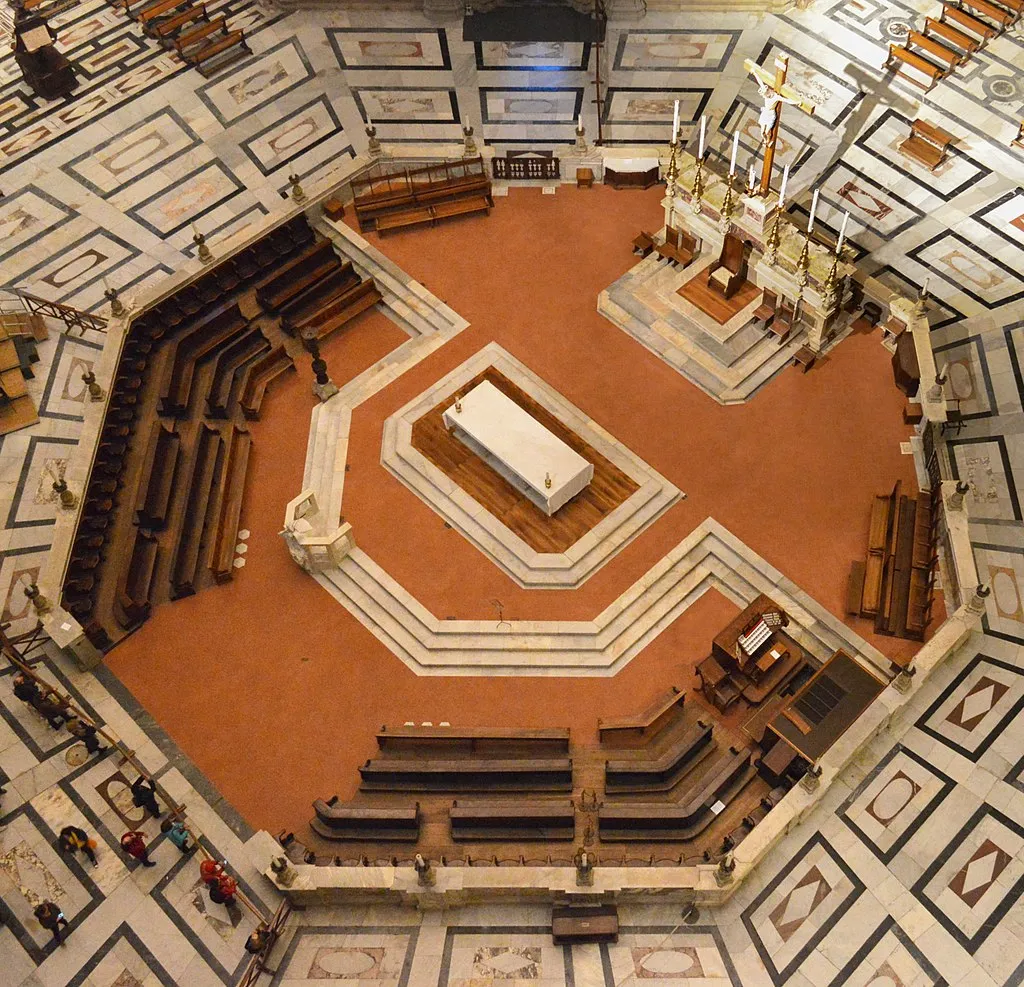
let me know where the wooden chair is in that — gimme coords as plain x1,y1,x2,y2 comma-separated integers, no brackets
752,289,777,329
707,233,747,299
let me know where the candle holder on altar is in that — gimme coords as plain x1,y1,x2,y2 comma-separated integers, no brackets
575,124,588,154
690,155,705,214
764,208,783,266
665,139,680,226
796,230,811,293
288,173,306,203
821,247,844,310
719,171,736,232
462,124,477,157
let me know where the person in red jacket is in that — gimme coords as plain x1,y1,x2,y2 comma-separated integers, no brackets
120,830,156,867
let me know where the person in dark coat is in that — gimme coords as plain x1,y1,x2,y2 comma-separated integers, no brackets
131,776,161,818
33,901,68,945
66,717,106,755
58,825,97,866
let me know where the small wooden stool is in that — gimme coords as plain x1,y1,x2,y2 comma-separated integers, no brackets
793,345,816,372
323,198,346,221
576,167,595,189
632,231,654,257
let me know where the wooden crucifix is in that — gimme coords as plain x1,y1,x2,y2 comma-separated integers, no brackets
742,55,816,197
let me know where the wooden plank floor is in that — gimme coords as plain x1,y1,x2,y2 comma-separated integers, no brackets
677,270,761,324
411,367,640,554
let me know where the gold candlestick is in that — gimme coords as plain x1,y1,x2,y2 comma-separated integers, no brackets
665,139,680,228
691,155,704,214
765,208,783,265
796,229,811,292
719,171,735,231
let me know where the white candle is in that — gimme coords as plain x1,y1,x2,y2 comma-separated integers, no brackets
778,163,789,209
672,100,680,140
190,221,199,236
748,164,755,190
102,276,110,291
366,112,373,128
698,115,706,159
922,276,930,296
729,130,739,176
577,113,582,131
807,188,819,233
836,211,849,254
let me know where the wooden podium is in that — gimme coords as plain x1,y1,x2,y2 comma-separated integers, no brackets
13,10,77,100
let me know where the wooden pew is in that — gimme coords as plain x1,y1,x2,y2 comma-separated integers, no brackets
375,205,434,235
188,31,252,78
923,15,981,56
114,529,160,630
134,422,180,530
209,425,251,583
254,240,339,313
899,118,954,171
940,2,999,40
358,757,573,792
294,279,383,342
958,0,1016,28
907,29,962,73
656,226,697,267
278,261,359,333
205,328,269,418
157,301,248,417
599,747,754,841
238,346,294,421
136,0,186,26
598,686,685,745
846,560,866,616
311,799,420,842
604,721,714,793
169,424,223,599
885,44,944,89
150,3,208,41
376,725,570,755
173,14,225,54
449,800,575,841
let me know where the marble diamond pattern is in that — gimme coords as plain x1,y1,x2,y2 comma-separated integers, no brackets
910,232,1024,311
274,926,418,986
932,336,997,421
741,833,864,984
326,28,451,71
912,804,1024,964
838,744,956,864
826,916,947,987
0,188,73,266
612,30,741,72
915,653,1024,760
947,438,1020,523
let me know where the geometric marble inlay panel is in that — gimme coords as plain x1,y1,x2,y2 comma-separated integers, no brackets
915,654,1024,761
741,834,864,985
837,745,956,863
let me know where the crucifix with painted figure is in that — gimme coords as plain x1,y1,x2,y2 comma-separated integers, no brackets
742,55,816,198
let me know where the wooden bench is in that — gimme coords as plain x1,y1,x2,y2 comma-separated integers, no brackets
311,799,420,842
885,44,944,89
239,346,294,421
375,205,434,235
908,29,962,73
598,747,754,841
150,3,208,40
169,424,223,599
656,226,697,267
205,329,269,418
899,118,954,171
430,194,491,223
923,15,981,55
598,686,685,745
358,757,574,792
157,301,248,416
376,725,570,755
906,567,934,640
604,720,714,793
846,560,866,616
297,279,382,341
449,800,575,841
174,14,225,54
136,0,186,25
114,529,160,630
958,0,1016,28
552,905,618,945
254,240,339,312
940,2,999,39
134,422,180,530
278,261,359,333
189,31,252,78
209,425,251,583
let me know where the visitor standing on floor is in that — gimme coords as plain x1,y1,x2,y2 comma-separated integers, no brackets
33,901,68,945
66,717,106,756
12,673,64,729
131,776,161,818
58,825,97,866
120,830,156,867
161,818,192,853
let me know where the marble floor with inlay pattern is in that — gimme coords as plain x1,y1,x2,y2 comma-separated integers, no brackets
0,0,1022,984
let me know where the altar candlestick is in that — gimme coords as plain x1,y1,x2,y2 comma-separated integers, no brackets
836,211,849,254
807,188,819,233
698,115,706,159
778,163,789,209
190,221,199,237
729,130,739,176
366,112,373,127
577,113,582,131
672,100,680,141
